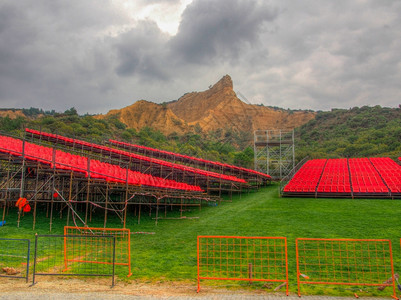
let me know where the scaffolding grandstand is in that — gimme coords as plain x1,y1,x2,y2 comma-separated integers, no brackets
25,129,269,195
108,139,271,186
0,128,271,230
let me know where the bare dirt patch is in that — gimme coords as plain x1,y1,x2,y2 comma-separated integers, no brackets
0,277,380,299
0,277,291,299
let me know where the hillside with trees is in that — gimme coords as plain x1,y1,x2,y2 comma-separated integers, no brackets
296,105,401,160
0,105,400,170
0,107,255,168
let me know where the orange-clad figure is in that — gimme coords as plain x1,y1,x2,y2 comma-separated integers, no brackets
15,197,31,213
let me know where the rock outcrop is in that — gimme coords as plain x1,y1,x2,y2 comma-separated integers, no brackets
100,75,316,135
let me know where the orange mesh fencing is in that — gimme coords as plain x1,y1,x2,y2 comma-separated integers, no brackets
296,238,398,299
64,226,132,277
197,236,288,294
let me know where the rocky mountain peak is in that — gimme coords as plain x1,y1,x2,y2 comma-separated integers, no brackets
99,75,316,135
210,74,233,92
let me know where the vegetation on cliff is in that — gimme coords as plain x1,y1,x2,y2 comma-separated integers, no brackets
0,105,400,168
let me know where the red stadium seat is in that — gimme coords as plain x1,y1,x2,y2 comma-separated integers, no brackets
0,134,203,192
284,157,399,197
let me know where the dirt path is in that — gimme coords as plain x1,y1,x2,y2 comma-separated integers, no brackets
0,277,388,300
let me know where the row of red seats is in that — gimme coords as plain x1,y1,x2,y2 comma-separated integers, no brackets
0,135,203,192
109,139,271,179
26,129,247,184
284,157,400,196
0,136,24,157
283,159,327,193
89,158,199,190
317,158,351,193
370,157,401,193
348,158,389,194
318,186,351,193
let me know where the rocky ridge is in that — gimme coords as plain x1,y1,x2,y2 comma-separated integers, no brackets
100,75,316,135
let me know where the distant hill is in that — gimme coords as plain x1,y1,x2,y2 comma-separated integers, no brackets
99,75,316,135
296,106,401,159
0,78,399,166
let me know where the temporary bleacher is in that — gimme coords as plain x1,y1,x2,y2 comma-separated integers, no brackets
283,159,327,194
370,157,401,194
109,139,271,181
348,158,388,194
0,134,202,192
283,157,401,198
25,129,248,186
317,158,351,194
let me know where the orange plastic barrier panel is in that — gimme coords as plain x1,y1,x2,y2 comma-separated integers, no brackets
64,226,132,277
296,238,398,299
197,236,288,294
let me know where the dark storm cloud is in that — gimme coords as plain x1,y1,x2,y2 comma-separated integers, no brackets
249,0,401,110
0,0,401,113
0,0,124,111
113,20,169,80
169,0,278,64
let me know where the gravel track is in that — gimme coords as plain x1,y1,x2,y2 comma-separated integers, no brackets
0,277,392,300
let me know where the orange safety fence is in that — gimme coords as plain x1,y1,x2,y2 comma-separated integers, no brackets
296,238,398,299
197,236,288,294
64,226,132,277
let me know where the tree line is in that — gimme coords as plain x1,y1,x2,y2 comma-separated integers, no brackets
0,105,400,168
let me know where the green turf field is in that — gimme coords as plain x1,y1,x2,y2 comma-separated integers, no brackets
1,184,401,297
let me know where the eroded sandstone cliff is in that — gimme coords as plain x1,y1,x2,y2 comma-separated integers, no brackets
100,75,315,135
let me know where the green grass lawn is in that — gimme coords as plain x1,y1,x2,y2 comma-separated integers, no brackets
1,184,401,297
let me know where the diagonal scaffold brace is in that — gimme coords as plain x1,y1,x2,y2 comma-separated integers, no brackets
53,188,92,233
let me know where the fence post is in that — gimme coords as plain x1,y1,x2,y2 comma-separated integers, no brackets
32,233,38,286
248,263,252,284
112,236,116,287
197,235,200,293
25,239,30,283
295,238,300,297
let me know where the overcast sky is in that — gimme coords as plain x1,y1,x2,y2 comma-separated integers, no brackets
0,0,400,114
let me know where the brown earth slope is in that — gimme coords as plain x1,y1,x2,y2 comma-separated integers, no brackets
101,75,315,135
0,109,25,119
104,100,189,134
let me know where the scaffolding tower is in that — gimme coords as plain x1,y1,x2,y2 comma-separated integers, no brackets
254,130,295,180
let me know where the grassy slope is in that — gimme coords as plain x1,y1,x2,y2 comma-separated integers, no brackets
1,184,401,296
